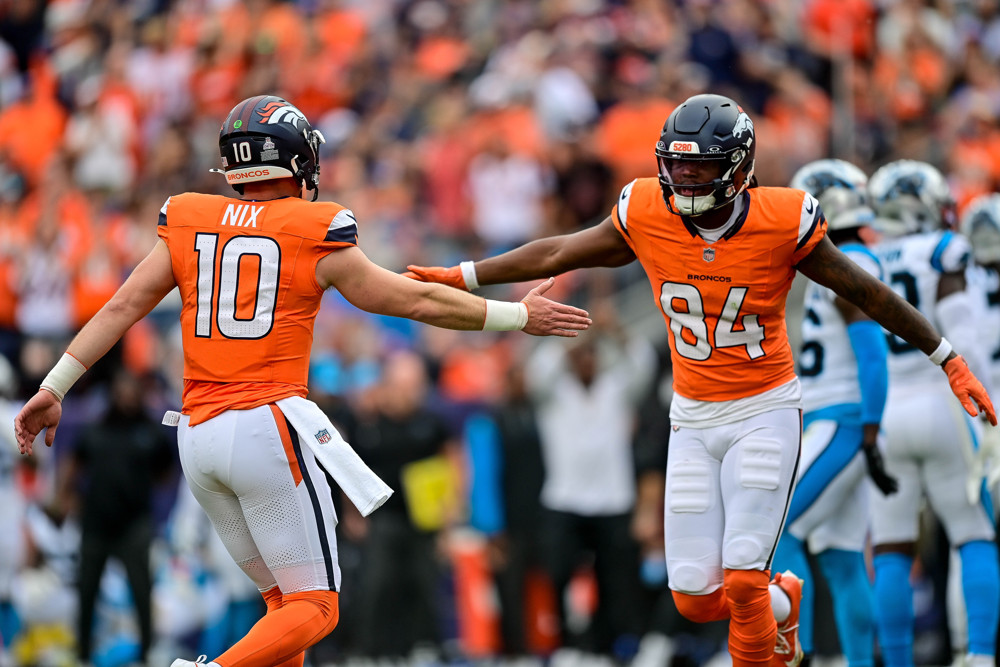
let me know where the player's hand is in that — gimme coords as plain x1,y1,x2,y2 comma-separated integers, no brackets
13,390,63,456
944,355,998,425
862,442,898,496
520,278,591,337
404,265,468,291
967,423,1000,504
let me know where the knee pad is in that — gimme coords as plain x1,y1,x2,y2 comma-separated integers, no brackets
667,537,721,595
723,512,779,570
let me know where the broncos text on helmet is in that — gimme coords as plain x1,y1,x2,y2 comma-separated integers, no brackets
867,159,956,236
213,95,326,201
654,94,756,216
789,158,874,231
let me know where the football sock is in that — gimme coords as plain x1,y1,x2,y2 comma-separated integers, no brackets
214,588,339,667
817,548,875,667
873,553,914,667
673,570,776,667
725,569,777,667
672,587,730,623
959,540,1000,657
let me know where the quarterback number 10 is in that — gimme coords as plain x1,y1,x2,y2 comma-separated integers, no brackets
194,233,280,340
233,141,253,163
659,282,765,360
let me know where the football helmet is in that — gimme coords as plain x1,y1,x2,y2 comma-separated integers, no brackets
654,94,756,216
789,159,874,231
867,159,956,236
214,95,326,200
960,193,1000,267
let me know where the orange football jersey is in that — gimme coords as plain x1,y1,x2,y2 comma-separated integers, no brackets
156,193,358,424
611,180,827,402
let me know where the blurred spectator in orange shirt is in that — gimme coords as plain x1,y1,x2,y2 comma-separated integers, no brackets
0,62,67,188
594,53,676,185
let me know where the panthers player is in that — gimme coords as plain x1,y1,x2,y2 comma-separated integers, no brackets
12,95,592,667
405,94,996,667
868,161,999,667
961,195,1000,499
950,194,1000,664
773,159,894,667
962,194,1000,396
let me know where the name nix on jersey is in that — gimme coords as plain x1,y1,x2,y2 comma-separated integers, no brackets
220,203,265,228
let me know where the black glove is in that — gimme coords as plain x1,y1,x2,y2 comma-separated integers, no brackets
863,442,898,496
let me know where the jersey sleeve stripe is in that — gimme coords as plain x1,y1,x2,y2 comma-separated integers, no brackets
795,210,826,251
930,231,954,273
158,197,171,226
616,180,636,231
325,209,358,244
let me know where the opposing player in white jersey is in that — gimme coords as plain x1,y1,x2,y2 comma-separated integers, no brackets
949,193,1000,664
960,194,1000,430
773,159,895,667
868,161,999,667
961,196,1000,497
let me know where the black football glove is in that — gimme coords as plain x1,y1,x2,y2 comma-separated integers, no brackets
863,442,898,496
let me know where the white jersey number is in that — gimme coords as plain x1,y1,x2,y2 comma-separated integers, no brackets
194,233,281,339
660,283,765,361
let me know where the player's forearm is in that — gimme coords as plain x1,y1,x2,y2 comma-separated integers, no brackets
474,237,574,286
65,242,177,368
406,283,489,330
66,293,157,367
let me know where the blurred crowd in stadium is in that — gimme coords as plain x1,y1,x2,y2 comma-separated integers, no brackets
1,0,999,665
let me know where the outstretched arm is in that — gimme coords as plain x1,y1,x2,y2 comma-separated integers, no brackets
317,246,591,335
796,236,996,424
406,216,636,290
14,239,178,454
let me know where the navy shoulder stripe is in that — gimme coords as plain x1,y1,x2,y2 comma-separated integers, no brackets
796,209,825,251
158,197,171,226
325,209,358,244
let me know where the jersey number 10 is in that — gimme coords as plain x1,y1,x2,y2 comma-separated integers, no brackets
194,233,280,339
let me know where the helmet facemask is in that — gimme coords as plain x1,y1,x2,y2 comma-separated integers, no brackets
656,148,753,216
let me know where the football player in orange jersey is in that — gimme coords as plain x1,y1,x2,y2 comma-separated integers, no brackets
12,95,592,667
404,93,997,667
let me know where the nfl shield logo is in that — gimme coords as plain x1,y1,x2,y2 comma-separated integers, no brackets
703,247,716,262
315,429,332,444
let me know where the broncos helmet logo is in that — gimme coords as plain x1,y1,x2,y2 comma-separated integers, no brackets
256,101,307,129
732,111,754,140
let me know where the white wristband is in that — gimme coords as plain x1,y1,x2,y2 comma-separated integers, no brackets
482,299,528,331
40,353,87,401
460,261,480,291
929,337,953,366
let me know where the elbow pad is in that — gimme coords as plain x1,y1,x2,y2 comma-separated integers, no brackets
847,320,889,425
